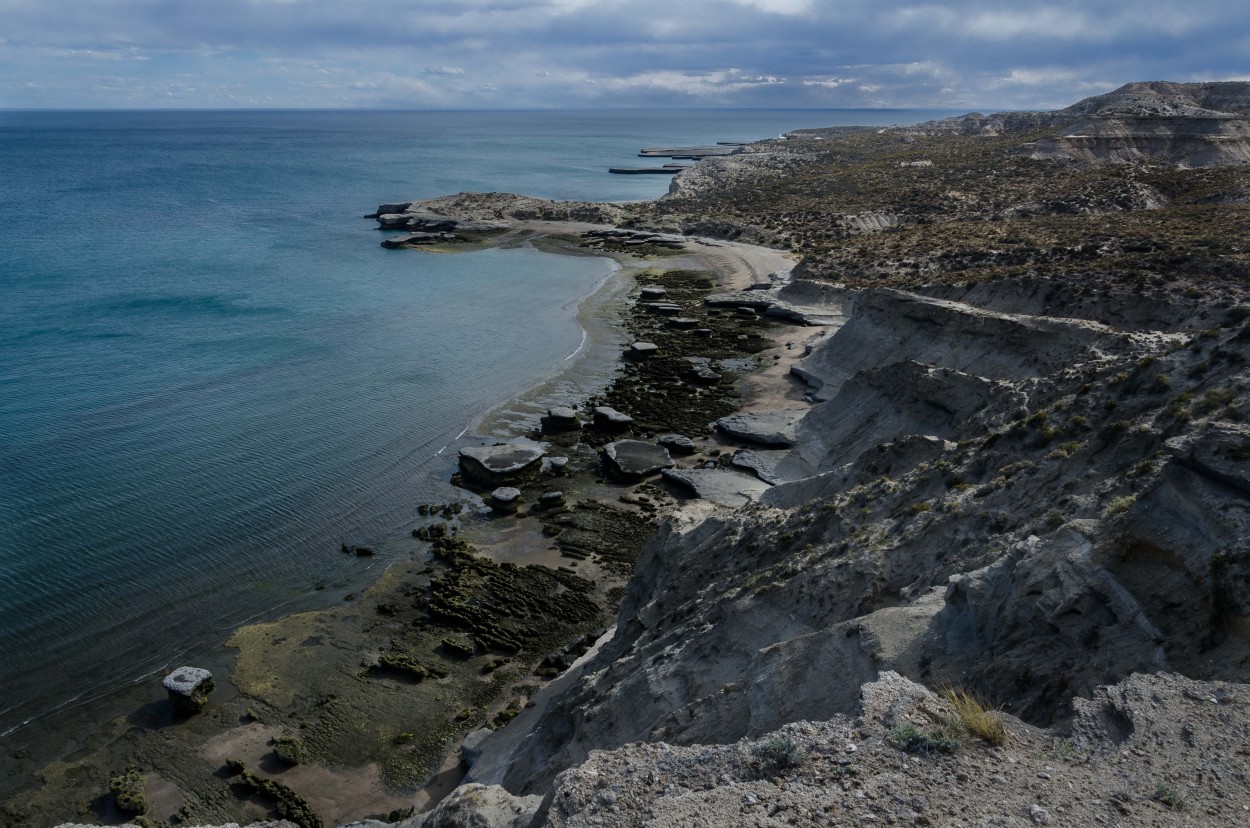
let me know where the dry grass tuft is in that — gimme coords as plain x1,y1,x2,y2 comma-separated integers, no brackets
941,687,1008,746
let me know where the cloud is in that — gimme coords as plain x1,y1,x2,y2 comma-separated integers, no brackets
0,0,1245,108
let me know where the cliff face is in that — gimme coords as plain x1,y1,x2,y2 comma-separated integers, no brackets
466,276,1250,796
890,81,1250,168
439,81,1250,824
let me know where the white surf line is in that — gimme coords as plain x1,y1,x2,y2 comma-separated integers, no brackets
435,426,471,456
565,326,590,361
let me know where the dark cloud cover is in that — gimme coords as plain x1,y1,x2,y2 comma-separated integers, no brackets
0,0,1245,108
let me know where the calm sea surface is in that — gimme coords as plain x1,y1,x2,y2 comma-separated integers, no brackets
0,108,954,739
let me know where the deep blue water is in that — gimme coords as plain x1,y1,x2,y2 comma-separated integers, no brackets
0,108,954,738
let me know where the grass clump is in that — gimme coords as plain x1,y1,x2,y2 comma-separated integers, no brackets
751,736,807,769
940,688,1008,746
233,771,324,828
1154,783,1187,810
273,735,307,766
1102,494,1138,518
888,724,960,756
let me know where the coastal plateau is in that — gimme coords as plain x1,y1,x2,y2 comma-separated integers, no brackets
24,80,1250,827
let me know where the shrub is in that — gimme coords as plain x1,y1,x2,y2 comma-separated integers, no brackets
941,688,1008,746
888,724,959,756
751,736,807,769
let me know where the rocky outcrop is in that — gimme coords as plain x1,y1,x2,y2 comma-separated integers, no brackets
714,408,807,447
393,783,540,828
533,671,1250,827
162,666,214,715
459,444,546,487
660,467,772,507
601,441,673,481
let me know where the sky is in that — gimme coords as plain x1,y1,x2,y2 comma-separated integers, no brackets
0,0,1247,110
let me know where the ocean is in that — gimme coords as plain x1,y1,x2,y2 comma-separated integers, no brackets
0,108,954,745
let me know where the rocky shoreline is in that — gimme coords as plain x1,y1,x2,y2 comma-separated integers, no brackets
4,199,814,828
18,80,1250,828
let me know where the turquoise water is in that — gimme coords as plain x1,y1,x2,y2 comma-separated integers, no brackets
0,108,953,739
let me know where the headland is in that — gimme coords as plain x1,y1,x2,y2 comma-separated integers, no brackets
15,79,1250,828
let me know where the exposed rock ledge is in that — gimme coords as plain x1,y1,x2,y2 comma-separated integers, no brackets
74,670,1250,827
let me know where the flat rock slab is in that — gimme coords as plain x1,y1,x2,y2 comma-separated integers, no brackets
541,407,581,433
488,487,522,512
658,434,697,455
639,287,668,300
715,408,808,447
731,448,817,485
661,468,772,508
603,440,674,480
593,406,634,431
705,292,775,311
646,303,683,316
628,342,659,358
668,317,699,330
459,444,546,486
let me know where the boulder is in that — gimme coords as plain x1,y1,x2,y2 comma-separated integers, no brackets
459,444,546,487
396,782,541,828
657,434,697,455
537,491,566,508
544,456,570,476
603,441,674,481
593,406,633,432
162,666,214,715
487,487,522,513
541,407,581,434
661,468,772,508
639,287,668,300
731,448,817,484
685,366,721,385
715,408,808,447
627,342,659,359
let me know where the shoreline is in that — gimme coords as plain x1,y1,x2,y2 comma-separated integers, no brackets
1,208,816,828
